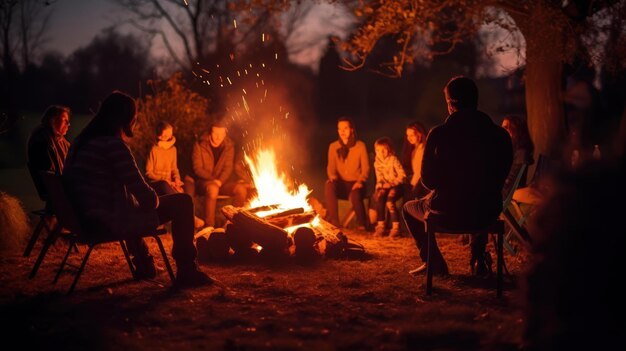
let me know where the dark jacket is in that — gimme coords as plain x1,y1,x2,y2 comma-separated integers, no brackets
27,124,70,200
421,109,513,228
191,134,234,184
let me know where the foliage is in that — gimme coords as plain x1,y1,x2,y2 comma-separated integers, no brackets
128,72,210,175
0,192,30,254
339,0,626,77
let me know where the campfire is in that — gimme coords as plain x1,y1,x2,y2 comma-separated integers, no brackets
217,147,347,260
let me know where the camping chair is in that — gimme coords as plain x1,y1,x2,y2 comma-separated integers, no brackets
424,213,505,297
38,172,175,294
23,161,56,257
500,163,531,255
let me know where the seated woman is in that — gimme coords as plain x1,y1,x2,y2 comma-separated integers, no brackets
372,137,406,238
63,91,212,287
400,121,429,202
324,116,370,230
501,115,534,198
145,121,204,228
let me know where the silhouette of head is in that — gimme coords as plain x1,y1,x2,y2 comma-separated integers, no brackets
444,76,478,113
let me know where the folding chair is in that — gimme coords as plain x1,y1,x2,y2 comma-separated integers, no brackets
23,161,56,257
39,172,175,294
500,163,531,254
425,213,505,297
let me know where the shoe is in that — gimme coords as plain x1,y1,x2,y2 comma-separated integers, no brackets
374,224,385,237
409,263,427,276
194,216,205,229
176,266,214,288
470,251,493,277
409,262,449,276
132,255,157,280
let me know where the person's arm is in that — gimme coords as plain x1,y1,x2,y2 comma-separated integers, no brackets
327,143,337,181
144,148,159,181
109,138,158,210
171,147,182,183
357,142,369,184
420,128,440,191
217,142,235,185
192,142,213,180
374,159,384,189
392,156,406,187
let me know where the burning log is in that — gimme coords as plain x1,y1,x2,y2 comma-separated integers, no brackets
267,211,316,228
230,210,290,254
263,207,304,219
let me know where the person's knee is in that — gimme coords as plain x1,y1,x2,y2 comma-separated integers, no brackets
205,184,219,199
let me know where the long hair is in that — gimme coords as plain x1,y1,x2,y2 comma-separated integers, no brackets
73,91,136,154
504,115,534,164
401,121,426,173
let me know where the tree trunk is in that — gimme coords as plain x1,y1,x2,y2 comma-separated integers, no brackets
525,58,565,160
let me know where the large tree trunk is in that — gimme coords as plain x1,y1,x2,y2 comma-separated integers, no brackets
525,58,565,160
518,1,568,162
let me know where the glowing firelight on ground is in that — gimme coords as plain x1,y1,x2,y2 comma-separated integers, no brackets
245,148,314,223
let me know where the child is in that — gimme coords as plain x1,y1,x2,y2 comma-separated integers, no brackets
146,121,204,228
373,137,406,237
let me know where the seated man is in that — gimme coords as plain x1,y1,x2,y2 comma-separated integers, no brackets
403,76,512,276
184,121,235,227
27,105,71,211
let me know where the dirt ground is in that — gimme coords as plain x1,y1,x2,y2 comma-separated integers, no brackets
0,228,530,350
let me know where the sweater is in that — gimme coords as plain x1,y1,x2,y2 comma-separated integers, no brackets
374,154,406,189
327,140,369,183
145,137,181,183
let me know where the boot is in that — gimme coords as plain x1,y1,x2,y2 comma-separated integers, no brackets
374,222,386,237
388,222,401,238
176,263,214,288
132,254,157,280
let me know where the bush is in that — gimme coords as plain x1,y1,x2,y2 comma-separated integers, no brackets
0,192,30,254
129,73,210,176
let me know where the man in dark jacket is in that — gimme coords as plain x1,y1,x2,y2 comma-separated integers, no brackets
403,76,513,277
27,105,71,210
184,121,234,227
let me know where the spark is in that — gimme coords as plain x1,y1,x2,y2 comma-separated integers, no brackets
261,80,264,85
183,0,188,5
275,53,278,60
262,33,265,42
262,63,265,68
201,68,210,74
237,71,241,77
227,77,232,85
285,112,290,119
244,69,248,75
233,19,237,28
242,89,247,95
242,96,250,115
264,89,267,98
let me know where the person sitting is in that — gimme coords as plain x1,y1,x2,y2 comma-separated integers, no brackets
324,116,370,230
501,115,534,197
27,105,71,211
372,137,406,238
400,121,429,202
63,91,213,287
145,121,204,228
403,76,512,277
222,149,255,208
183,121,235,227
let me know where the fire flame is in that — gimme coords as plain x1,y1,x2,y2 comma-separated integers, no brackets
245,148,313,219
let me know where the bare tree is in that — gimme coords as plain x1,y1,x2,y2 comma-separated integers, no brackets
112,0,320,70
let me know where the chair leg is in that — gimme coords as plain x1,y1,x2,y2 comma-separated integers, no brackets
153,236,175,282
68,245,94,295
29,223,61,279
53,238,75,284
497,230,503,297
23,215,47,257
119,240,135,276
426,229,434,296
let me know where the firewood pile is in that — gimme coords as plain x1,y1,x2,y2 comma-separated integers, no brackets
196,202,355,263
